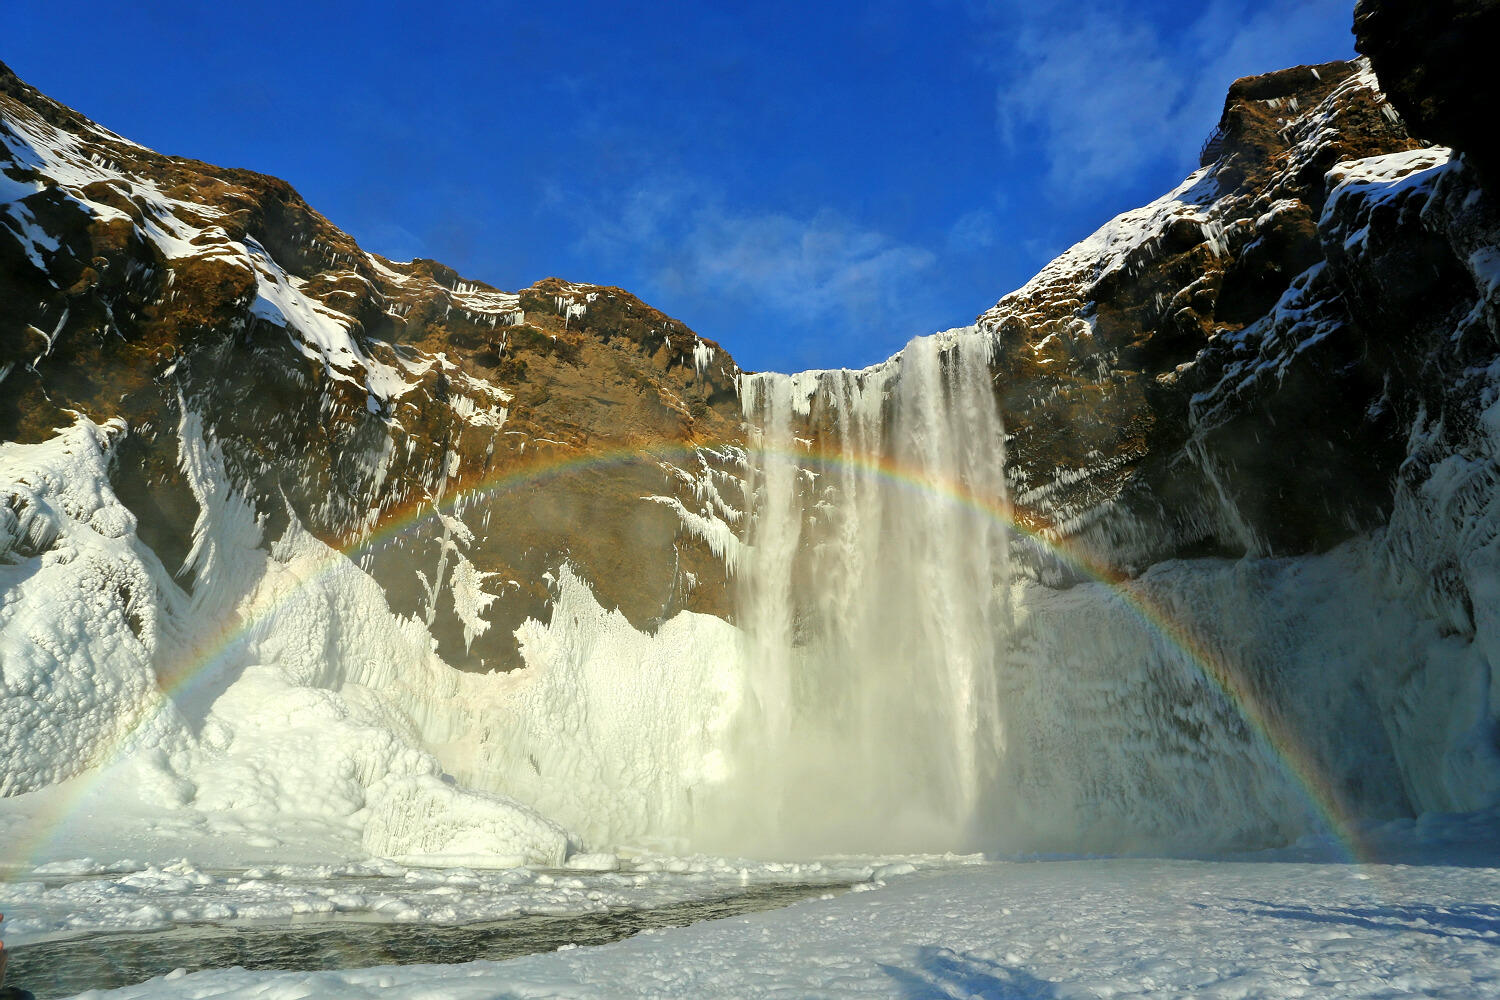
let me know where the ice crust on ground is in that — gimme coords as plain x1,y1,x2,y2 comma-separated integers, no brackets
37,853,1500,999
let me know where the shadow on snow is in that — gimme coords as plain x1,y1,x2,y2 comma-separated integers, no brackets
881,947,1059,999
1218,899,1500,946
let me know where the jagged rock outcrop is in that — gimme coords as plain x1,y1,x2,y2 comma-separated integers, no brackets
0,61,744,670
980,58,1498,586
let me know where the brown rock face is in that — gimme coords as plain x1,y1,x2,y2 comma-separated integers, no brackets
0,61,744,670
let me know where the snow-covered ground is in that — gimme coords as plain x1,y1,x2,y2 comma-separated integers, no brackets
14,850,1497,1000
0,849,939,949
2,813,1497,998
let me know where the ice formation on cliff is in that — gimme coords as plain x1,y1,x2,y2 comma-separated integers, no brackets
0,403,752,865
0,416,576,866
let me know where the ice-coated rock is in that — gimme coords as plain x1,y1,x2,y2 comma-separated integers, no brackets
361,775,571,868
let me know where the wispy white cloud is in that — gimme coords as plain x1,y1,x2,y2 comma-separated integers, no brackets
948,208,999,252
566,176,942,368
548,1,1358,369
982,0,1356,193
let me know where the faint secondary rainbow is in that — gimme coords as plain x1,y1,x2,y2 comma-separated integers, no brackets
14,436,1367,866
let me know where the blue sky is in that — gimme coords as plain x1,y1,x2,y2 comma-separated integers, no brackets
6,0,1356,372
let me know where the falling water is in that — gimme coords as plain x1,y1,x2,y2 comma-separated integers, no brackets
703,328,1010,855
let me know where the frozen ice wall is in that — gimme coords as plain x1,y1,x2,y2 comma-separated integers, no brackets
983,504,1500,855
0,409,749,866
5,327,1499,865
0,419,179,796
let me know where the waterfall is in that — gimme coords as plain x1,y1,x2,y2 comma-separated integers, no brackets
689,324,1421,859
701,328,1010,854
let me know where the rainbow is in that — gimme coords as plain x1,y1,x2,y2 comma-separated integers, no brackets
9,436,1368,867
739,442,1368,863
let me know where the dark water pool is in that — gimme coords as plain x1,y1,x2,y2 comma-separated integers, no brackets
5,882,845,999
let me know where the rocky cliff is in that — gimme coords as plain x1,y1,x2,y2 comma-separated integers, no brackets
1353,0,1499,192
0,62,744,671
983,55,1497,591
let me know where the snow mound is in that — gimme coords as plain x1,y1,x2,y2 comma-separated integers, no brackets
476,566,745,850
362,774,572,868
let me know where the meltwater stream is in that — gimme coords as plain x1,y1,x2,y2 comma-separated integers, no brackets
2,868,857,1000
6,884,849,999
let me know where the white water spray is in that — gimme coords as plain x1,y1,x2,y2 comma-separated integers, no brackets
702,328,1010,854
